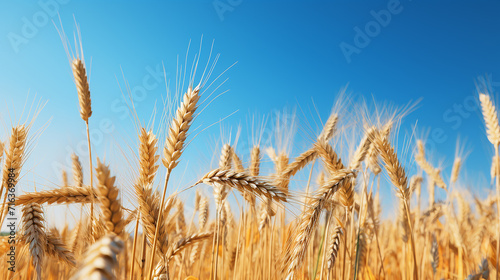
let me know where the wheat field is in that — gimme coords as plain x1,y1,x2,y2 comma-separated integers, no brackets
1,27,499,280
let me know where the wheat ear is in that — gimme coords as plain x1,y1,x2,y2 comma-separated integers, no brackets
451,157,461,184
167,232,213,263
46,228,76,266
430,235,439,275
62,170,69,188
326,226,343,270
22,203,45,280
415,140,447,190
318,113,339,142
0,125,27,223
95,158,124,235
72,58,92,121
135,185,169,255
72,154,84,188
214,144,233,207
245,145,261,206
139,128,160,186
162,85,201,171
70,234,124,280
231,150,245,172
349,127,376,171
16,186,96,206
480,93,500,146
314,140,344,174
197,168,287,203
283,148,318,178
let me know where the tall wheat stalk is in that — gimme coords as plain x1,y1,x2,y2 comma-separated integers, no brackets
479,92,500,280
149,84,201,280
72,58,95,240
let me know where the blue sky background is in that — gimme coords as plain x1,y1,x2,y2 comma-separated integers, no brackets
1,0,500,224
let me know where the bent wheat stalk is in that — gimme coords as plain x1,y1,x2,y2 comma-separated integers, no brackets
283,169,355,279
373,132,418,280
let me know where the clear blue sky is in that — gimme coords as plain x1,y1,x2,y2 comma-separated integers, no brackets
1,1,500,221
